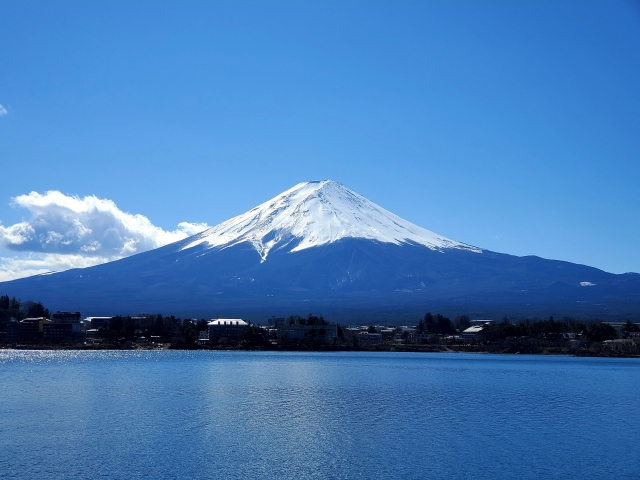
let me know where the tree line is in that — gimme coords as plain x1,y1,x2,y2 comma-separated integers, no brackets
480,316,634,342
415,311,638,342
416,312,461,335
284,314,329,325
97,314,209,348
0,294,50,330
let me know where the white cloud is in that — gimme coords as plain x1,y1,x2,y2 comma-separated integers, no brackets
177,221,211,236
0,191,210,281
0,253,111,282
0,104,7,116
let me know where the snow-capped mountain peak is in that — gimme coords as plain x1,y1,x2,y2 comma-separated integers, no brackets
181,180,481,261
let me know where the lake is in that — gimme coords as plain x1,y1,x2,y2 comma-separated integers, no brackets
1,350,638,479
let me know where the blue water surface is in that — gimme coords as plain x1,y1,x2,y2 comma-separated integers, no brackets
0,351,638,479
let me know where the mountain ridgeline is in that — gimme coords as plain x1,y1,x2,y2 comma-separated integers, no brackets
2,181,639,322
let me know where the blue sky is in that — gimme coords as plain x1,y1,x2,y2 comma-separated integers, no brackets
0,0,639,279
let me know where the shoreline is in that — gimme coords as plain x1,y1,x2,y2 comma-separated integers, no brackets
2,343,639,358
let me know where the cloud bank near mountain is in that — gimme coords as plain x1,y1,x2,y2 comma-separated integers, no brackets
0,191,208,281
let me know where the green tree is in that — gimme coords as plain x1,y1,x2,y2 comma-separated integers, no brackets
624,320,639,335
183,325,197,348
586,323,617,342
424,312,435,333
27,301,49,319
242,325,267,347
454,315,471,332
196,319,209,332
108,330,120,344
123,316,135,340
109,316,125,336
152,314,165,337
435,314,456,335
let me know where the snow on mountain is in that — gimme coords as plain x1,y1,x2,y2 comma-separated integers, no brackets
181,180,481,261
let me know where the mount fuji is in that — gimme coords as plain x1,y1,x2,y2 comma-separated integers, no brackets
181,180,481,260
2,180,639,322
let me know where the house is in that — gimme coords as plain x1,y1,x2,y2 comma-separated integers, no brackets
603,338,637,354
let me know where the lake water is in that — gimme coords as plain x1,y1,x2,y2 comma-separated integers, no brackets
0,351,638,479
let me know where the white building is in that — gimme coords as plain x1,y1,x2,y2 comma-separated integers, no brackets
208,319,249,345
462,325,486,342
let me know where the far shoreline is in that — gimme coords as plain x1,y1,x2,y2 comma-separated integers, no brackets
2,343,639,359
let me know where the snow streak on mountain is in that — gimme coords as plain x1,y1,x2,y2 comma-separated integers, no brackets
181,180,482,261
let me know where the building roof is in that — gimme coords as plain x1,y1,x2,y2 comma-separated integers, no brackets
20,317,49,323
208,319,248,326
462,325,485,334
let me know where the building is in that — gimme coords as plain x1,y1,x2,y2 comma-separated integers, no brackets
43,322,84,343
46,311,85,343
380,328,395,341
87,317,112,328
604,322,640,337
198,330,210,346
462,325,486,343
208,319,249,345
19,317,52,344
411,333,432,345
603,338,638,354
358,332,382,346
460,320,494,343
86,329,100,339
6,318,18,345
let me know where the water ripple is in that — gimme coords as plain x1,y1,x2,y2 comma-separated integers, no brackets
0,351,638,479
